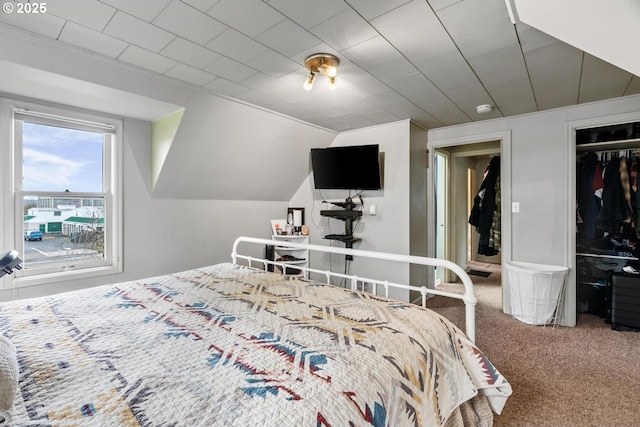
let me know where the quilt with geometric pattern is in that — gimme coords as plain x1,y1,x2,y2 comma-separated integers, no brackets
0,263,511,426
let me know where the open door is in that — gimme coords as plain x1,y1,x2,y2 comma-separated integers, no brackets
434,149,449,284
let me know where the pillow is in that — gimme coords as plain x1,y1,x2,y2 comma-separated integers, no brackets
0,336,18,424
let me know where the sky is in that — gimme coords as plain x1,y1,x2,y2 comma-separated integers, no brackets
22,122,104,192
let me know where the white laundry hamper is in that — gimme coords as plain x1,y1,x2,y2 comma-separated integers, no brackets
506,261,569,326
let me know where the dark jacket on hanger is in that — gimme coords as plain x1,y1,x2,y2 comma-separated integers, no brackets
577,152,600,239
469,155,500,256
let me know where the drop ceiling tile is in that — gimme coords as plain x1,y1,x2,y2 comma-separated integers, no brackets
450,26,517,57
517,26,559,53
99,0,171,22
493,91,538,116
204,77,248,96
368,56,417,83
47,0,115,31
384,71,432,95
59,22,128,58
0,10,65,39
153,0,227,45
444,82,495,113
425,103,471,126
204,56,257,82
624,76,640,96
207,0,286,38
118,45,178,74
265,0,349,29
239,72,279,91
246,50,300,78
206,28,269,62
255,19,320,57
532,74,580,109
341,36,403,69
165,63,216,85
413,52,480,91
160,37,220,69
404,86,453,111
181,0,221,13
104,11,175,52
525,43,583,82
429,0,464,12
465,45,526,74
581,53,631,77
579,71,632,103
436,0,509,33
310,9,377,52
370,1,456,61
346,0,412,20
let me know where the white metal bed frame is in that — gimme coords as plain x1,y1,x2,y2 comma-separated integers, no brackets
231,236,478,343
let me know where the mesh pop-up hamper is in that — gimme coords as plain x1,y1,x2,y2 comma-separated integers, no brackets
506,261,569,326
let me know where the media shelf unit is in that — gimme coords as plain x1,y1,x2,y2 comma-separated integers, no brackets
271,234,309,275
321,198,362,260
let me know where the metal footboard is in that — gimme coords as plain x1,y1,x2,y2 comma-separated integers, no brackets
231,236,477,343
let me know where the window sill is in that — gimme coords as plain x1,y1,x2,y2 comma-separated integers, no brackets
8,264,123,289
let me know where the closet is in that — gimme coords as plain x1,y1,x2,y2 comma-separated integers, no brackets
576,121,640,319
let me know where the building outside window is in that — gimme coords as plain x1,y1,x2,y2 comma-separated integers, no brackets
1,98,122,286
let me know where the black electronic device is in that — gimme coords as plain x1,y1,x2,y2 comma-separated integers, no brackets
310,144,381,190
0,250,23,278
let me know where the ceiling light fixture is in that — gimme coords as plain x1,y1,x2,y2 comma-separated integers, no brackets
476,104,493,114
303,53,340,91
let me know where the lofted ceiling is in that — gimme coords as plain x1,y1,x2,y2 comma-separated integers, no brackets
1,0,639,133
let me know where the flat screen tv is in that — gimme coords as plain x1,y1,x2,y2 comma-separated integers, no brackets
310,144,382,190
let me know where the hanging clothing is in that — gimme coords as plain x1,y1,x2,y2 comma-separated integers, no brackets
600,156,633,233
577,152,600,239
469,156,500,256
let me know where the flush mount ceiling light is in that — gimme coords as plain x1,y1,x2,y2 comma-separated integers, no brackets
476,104,493,114
303,53,340,90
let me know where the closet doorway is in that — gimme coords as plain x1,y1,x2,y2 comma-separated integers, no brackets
434,141,502,282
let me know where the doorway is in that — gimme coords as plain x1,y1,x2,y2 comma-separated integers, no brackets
434,141,502,280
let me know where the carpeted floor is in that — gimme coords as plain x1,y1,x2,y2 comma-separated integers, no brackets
429,262,640,427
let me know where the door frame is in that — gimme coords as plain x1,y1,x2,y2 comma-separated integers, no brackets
427,130,513,313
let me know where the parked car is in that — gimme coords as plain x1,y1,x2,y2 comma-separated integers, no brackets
24,230,43,241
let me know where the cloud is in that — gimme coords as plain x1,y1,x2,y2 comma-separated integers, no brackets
22,148,84,191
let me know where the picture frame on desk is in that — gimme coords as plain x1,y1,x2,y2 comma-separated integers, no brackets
270,219,286,235
287,207,305,226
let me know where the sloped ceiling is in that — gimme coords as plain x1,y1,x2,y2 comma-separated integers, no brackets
152,91,336,200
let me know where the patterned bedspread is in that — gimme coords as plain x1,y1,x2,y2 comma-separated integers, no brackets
0,263,511,426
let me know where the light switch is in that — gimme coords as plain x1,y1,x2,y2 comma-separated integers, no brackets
512,202,520,213
370,205,377,215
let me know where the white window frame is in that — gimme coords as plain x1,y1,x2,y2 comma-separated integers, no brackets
1,97,123,288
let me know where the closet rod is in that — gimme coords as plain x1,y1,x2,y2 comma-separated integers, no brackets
576,137,640,153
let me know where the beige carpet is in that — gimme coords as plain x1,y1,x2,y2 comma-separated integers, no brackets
429,262,640,427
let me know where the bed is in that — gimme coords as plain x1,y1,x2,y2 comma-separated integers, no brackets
0,236,511,426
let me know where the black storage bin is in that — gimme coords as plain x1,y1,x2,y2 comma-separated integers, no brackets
577,282,608,317
609,273,640,331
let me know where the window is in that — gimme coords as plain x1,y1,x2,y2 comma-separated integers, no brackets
1,98,122,286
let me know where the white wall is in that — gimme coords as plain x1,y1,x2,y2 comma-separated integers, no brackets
290,120,412,301
0,117,287,301
428,93,640,326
